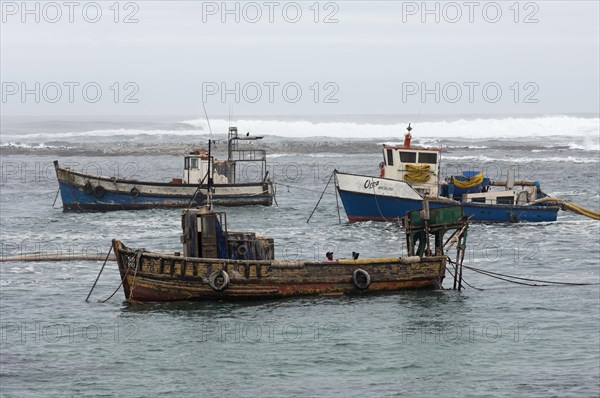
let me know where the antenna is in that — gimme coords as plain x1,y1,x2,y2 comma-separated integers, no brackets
413,109,422,128
207,139,214,210
228,104,232,129
202,101,213,140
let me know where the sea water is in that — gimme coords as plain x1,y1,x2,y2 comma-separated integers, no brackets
1,115,599,397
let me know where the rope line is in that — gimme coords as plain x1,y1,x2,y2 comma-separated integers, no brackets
85,245,113,302
531,197,600,220
447,257,598,287
446,259,482,291
462,264,596,286
100,266,129,303
370,177,401,223
275,182,336,195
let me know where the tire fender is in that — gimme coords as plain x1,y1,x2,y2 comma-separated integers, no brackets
94,185,106,198
352,268,371,290
209,269,230,292
83,181,94,195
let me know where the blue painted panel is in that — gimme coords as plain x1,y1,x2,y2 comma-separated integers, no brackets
58,181,270,210
338,189,558,223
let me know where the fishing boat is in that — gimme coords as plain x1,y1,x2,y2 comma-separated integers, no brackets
112,191,468,302
335,124,560,223
54,127,274,210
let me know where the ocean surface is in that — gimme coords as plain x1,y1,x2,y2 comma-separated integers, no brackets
1,115,599,397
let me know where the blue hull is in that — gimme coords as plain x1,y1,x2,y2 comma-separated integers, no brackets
338,189,559,223
58,181,271,211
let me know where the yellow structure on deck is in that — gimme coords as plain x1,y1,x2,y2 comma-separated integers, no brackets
452,172,484,189
404,164,431,183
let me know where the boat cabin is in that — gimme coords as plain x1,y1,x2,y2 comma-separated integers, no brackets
183,126,269,185
381,126,442,196
462,185,538,205
181,207,274,260
226,126,268,183
183,149,229,185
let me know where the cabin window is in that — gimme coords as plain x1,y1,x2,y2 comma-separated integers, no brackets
184,158,190,169
471,197,486,203
190,158,199,169
418,152,438,164
496,196,514,205
399,151,417,163
386,149,394,166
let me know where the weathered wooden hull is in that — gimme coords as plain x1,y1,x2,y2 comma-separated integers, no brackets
54,161,273,211
112,240,447,302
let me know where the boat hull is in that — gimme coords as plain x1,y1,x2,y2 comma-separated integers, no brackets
336,172,559,223
55,162,273,211
112,240,446,302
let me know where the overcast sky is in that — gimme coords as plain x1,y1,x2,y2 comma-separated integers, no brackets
1,1,599,116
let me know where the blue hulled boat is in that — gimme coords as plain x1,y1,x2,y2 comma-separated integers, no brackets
54,127,274,211
335,125,559,223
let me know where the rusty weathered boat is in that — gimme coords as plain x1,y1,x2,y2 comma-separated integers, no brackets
112,204,468,302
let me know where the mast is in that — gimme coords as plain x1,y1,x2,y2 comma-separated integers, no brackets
207,139,214,210
226,127,267,184
403,123,413,148
227,126,238,162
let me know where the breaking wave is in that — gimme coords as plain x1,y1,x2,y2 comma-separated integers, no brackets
2,115,598,158
180,115,599,139
443,155,599,164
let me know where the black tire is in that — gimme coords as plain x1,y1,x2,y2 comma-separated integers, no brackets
94,185,106,198
130,187,140,198
209,270,230,292
83,181,94,195
352,269,371,290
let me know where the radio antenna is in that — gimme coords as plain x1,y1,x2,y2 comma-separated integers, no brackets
202,101,213,140
413,109,422,127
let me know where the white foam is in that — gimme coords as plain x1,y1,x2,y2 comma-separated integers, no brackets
443,155,598,164
2,115,598,143
1,128,209,141
181,115,599,139
568,141,600,151
0,142,65,149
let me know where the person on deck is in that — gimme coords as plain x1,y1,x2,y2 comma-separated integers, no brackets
325,252,334,261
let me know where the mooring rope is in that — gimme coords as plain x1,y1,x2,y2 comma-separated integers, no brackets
51,188,60,208
99,266,130,303
306,172,334,223
371,177,395,223
85,245,113,302
531,197,600,220
275,182,336,195
445,258,482,290
449,258,599,287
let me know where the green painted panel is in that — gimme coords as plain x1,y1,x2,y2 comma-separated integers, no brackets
406,205,463,227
